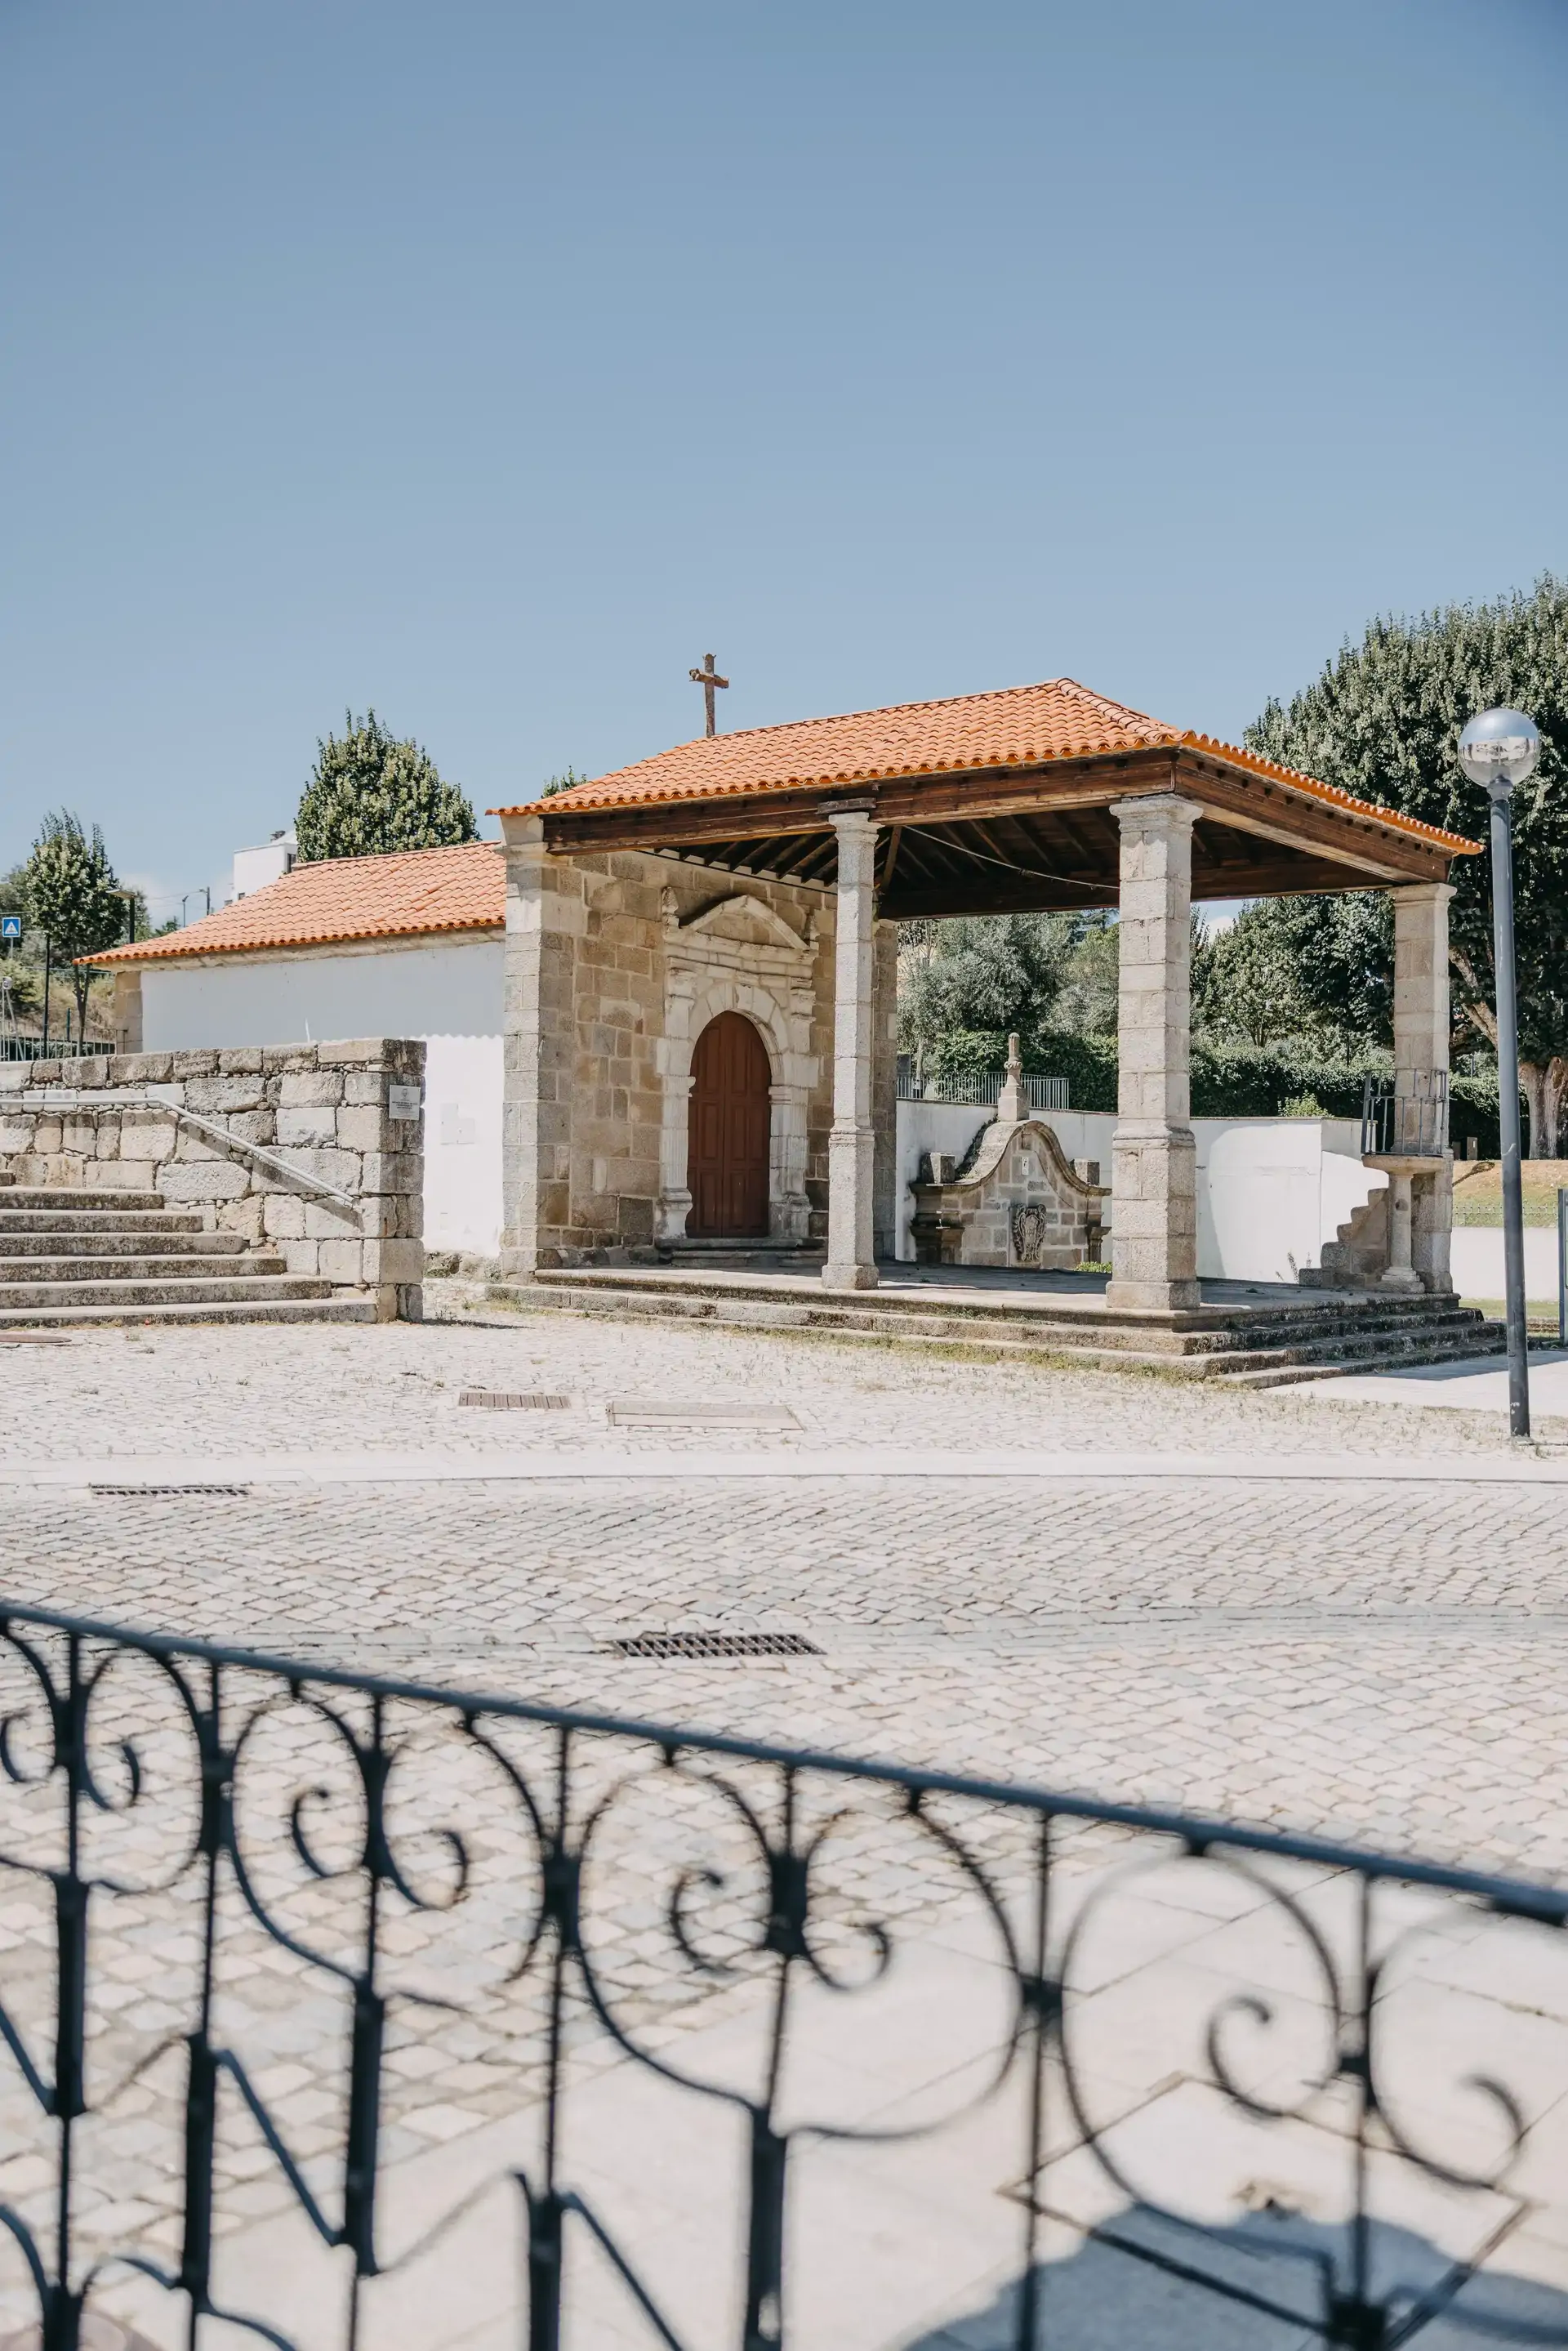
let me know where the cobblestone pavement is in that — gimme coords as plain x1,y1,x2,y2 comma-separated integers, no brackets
2,1281,1563,1466
2,1303,1567,2347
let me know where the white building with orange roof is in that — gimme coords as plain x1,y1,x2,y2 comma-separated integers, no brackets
90,840,506,1256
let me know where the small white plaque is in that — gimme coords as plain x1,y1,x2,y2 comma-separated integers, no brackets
388,1084,422,1122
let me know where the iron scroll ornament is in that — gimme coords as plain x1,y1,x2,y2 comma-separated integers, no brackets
0,1604,1563,2349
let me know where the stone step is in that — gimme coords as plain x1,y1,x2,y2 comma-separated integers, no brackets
653,1249,828,1274
0,1189,168,1212
0,1207,207,1233
524,1269,1492,1359
0,1294,380,1329
0,1229,251,1260
534,1261,1430,1326
0,1252,287,1285
0,1272,332,1310
1218,1333,1513,1388
499,1275,1503,1388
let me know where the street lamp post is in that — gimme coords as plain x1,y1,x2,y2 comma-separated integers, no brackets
1458,707,1542,1442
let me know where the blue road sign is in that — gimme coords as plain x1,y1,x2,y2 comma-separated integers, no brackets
0,916,21,943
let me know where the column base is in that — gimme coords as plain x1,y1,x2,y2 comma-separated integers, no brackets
822,1260,879,1291
1105,1278,1200,1313
499,1247,552,1278
654,1189,692,1245
1379,1265,1425,1294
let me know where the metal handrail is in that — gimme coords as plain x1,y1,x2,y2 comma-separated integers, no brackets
0,1592,1563,2351
0,1037,114,1060
1,1086,358,1209
1361,1069,1450,1158
895,1060,1070,1111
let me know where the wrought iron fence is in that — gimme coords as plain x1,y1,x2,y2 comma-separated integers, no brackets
896,1059,1070,1112
1361,1071,1450,1159
0,1600,1566,2349
0,1038,115,1062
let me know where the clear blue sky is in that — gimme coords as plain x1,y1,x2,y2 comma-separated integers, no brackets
2,0,1565,921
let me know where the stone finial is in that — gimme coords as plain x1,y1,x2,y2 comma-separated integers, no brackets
997,1032,1027,1124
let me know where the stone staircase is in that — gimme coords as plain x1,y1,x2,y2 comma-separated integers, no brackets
496,1264,1508,1388
1298,1189,1389,1291
0,1177,376,1327
650,1236,826,1275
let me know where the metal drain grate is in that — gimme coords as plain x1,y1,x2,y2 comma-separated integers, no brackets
89,1483,252,1499
459,1390,572,1411
609,1631,822,1660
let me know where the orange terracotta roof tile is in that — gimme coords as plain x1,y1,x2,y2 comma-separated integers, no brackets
88,841,504,966
493,678,1478,855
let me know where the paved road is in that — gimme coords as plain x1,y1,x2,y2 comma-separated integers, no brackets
2,1304,1567,2348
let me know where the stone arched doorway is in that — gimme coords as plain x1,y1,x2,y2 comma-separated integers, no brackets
687,1011,772,1236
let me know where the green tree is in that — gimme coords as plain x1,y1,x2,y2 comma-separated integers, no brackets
898,912,1092,1068
22,811,127,1040
296,711,477,862
539,768,588,798
1247,578,1568,1153
1051,910,1120,1036
1193,896,1393,1051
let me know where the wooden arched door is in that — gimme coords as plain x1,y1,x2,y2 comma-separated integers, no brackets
687,1012,772,1237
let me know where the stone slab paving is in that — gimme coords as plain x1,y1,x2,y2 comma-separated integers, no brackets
1,1304,1566,2346
1292,1345,1568,1414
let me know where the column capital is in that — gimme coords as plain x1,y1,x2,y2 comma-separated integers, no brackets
1391,879,1456,908
1107,792,1203,835
823,804,878,834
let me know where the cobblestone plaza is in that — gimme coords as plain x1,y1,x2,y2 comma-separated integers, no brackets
4,1297,1568,2348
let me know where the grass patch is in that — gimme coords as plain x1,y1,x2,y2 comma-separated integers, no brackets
1452,1160,1568,1228
1458,1298,1563,1336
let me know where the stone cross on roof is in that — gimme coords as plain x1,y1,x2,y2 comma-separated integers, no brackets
688,653,729,738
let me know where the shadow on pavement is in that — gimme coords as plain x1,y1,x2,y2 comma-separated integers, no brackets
905,2203,1568,2348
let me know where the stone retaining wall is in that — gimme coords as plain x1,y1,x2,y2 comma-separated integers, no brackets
0,1041,425,1321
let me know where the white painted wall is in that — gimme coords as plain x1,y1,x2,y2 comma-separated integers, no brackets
141,939,505,1255
1194,1117,1375,1283
423,1034,505,1255
893,1100,1383,1281
232,833,296,900
1450,1228,1561,1302
142,938,501,1048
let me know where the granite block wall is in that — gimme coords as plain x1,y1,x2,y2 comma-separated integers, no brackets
0,1040,425,1320
501,833,860,1269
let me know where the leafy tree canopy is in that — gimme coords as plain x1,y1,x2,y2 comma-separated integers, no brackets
23,811,127,1037
1192,894,1392,1052
898,912,1115,1066
296,711,477,861
1245,578,1568,1145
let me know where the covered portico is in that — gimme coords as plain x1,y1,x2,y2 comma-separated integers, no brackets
494,678,1477,1314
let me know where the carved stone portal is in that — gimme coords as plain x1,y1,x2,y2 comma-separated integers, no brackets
655,892,820,1244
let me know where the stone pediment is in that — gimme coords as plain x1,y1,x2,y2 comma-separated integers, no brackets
672,891,815,958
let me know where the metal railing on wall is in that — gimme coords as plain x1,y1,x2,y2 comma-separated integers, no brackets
0,1599,1562,2351
2,1086,359,1208
896,1057,1069,1112
1361,1069,1450,1158
0,1037,115,1062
